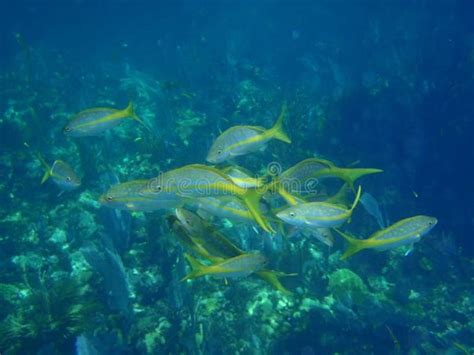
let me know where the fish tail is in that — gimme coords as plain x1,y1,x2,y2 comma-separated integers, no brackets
269,103,291,144
325,183,352,208
243,189,275,233
24,142,51,184
278,186,303,206
181,253,207,281
333,228,367,260
338,168,383,190
256,270,293,295
125,101,152,132
255,176,267,188
350,185,362,212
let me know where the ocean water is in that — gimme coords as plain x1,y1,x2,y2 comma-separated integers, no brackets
0,1,473,354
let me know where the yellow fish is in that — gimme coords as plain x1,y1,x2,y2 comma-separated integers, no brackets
140,164,274,232
99,180,184,211
182,253,267,281
64,102,146,136
221,165,266,188
335,215,438,259
25,143,81,191
206,104,291,163
277,186,362,228
168,211,294,294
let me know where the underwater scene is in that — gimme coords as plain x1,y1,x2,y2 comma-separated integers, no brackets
0,1,473,354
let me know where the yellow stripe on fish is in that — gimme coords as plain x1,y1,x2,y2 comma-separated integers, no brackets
207,103,291,163
335,215,438,259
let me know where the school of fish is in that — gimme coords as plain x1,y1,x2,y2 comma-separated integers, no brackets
30,101,437,292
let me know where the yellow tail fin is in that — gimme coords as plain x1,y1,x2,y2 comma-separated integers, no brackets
124,101,152,132
336,168,383,190
256,270,294,296
325,183,352,208
181,254,207,281
314,167,382,190
350,185,362,212
269,103,291,144
24,142,51,184
333,228,367,260
242,189,274,233
277,187,306,206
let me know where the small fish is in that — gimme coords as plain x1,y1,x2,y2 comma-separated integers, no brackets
182,253,267,281
33,150,81,190
221,166,265,188
206,104,291,163
100,180,184,211
276,186,362,228
335,215,438,260
64,102,145,136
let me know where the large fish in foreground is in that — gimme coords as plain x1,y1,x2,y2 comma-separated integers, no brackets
335,215,438,260
140,164,274,232
64,102,146,136
206,104,291,163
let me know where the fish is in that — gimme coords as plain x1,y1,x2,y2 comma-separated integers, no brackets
169,212,294,294
221,165,266,188
140,164,274,232
174,208,245,257
175,207,208,236
276,186,362,228
99,180,184,211
360,192,386,229
32,149,81,191
182,252,267,280
272,158,382,193
167,215,216,259
286,226,334,247
193,196,254,223
206,103,291,163
334,215,438,260
63,102,146,137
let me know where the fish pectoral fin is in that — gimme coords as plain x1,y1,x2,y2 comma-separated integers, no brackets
404,243,415,257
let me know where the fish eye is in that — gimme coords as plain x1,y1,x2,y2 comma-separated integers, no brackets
66,176,72,182
106,196,113,202
289,212,296,217
156,185,162,192
217,150,222,155
186,219,191,224
64,126,71,132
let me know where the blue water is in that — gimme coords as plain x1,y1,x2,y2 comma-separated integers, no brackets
1,1,473,354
